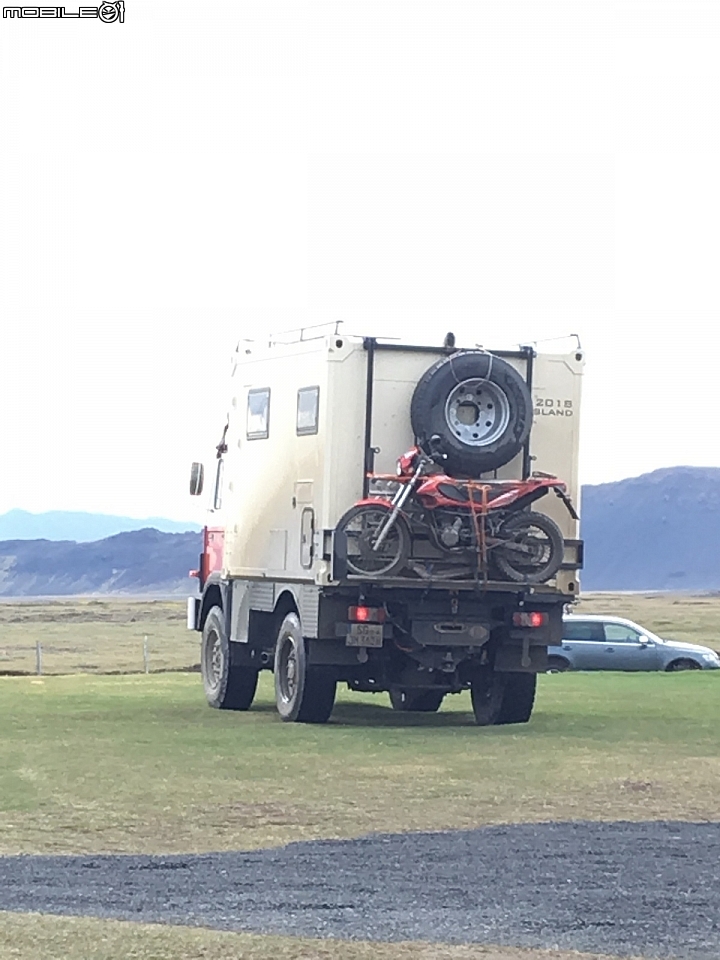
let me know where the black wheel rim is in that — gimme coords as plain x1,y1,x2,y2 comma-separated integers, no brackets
277,633,298,704
499,521,555,576
203,626,223,690
343,508,404,576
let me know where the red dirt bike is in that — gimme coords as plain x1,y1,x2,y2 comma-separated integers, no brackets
337,441,577,582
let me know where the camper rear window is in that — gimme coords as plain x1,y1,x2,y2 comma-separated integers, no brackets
247,388,270,439
296,386,319,436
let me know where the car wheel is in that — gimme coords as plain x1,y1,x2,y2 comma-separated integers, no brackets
546,656,570,673
666,658,702,672
411,351,533,476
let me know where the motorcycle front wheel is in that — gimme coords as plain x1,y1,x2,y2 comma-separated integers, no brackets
493,511,564,583
337,504,411,577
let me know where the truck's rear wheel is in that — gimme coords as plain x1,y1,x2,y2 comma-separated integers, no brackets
496,672,537,724
470,669,506,725
201,606,258,710
389,689,445,712
274,613,336,723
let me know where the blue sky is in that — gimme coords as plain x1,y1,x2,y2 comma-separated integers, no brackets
1,1,719,522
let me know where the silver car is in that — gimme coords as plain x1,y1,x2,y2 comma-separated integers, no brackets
548,615,720,672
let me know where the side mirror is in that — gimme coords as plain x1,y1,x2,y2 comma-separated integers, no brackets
189,462,204,496
639,636,652,646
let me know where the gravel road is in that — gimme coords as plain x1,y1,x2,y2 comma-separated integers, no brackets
1,821,718,958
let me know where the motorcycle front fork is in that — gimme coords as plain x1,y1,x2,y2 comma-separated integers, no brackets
372,476,418,551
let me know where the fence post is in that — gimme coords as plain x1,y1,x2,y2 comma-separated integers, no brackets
36,640,43,676
143,635,149,674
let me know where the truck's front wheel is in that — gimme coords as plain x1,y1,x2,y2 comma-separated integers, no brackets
201,606,258,710
274,613,336,723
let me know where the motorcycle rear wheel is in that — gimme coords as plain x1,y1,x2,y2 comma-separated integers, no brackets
493,511,564,583
337,504,411,577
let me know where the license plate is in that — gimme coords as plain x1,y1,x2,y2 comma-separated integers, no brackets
346,623,384,648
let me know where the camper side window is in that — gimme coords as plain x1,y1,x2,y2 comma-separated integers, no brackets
296,386,319,436
247,388,270,440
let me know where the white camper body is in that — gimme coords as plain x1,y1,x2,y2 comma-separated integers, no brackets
215,334,583,595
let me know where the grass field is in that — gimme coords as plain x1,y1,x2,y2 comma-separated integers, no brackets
1,670,718,856
0,594,717,960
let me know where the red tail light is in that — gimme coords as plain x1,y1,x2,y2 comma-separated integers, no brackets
349,605,386,624
513,611,547,628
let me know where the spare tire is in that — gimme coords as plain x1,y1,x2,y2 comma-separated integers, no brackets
411,351,533,476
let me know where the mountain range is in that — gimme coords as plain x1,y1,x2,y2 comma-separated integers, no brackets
1,466,719,595
580,466,720,591
0,509,200,542
0,529,200,597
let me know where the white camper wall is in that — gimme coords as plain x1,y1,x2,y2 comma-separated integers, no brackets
218,335,583,591
221,338,332,580
528,351,584,530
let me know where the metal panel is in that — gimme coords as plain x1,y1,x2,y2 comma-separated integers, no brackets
230,580,251,642
268,530,288,571
249,581,275,612
298,584,320,638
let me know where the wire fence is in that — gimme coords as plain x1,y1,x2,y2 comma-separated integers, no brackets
0,600,200,677
0,635,201,677
0,636,200,677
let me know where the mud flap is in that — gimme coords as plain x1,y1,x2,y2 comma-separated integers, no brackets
495,640,548,673
331,528,348,580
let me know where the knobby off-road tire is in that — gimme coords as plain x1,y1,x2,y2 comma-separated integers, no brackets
494,511,565,584
274,613,337,723
337,503,411,578
201,606,259,710
411,351,533,477
496,672,537,724
389,689,445,712
470,669,537,725
470,669,506,725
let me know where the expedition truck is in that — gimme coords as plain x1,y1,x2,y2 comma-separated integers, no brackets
187,331,583,725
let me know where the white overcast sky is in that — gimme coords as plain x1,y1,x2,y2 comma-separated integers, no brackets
1,1,719,524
